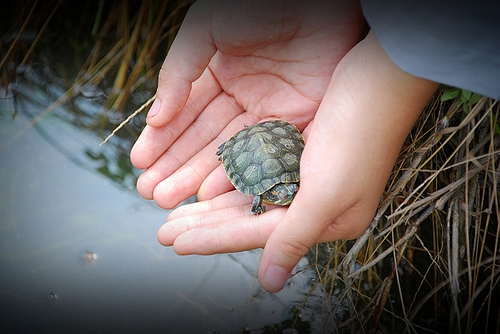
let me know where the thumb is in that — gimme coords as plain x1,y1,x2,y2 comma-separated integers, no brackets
257,178,343,293
146,1,216,127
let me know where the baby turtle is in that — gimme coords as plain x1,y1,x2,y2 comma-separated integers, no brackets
216,120,304,214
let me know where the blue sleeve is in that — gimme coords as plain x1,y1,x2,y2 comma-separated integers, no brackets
361,0,500,99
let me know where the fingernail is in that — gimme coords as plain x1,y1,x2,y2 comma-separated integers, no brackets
147,99,161,118
263,265,289,292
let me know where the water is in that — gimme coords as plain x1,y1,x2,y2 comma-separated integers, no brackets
0,65,326,333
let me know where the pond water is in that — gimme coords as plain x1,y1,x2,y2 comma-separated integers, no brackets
0,62,329,333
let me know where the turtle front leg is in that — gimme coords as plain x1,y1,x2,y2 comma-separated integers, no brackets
251,195,266,215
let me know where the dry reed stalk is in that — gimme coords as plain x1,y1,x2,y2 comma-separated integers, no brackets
312,90,499,333
0,1,37,71
98,1,192,140
2,0,192,137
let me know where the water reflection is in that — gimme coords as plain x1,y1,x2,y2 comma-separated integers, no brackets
0,58,330,333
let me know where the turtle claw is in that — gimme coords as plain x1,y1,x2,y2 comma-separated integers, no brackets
216,142,226,160
251,195,266,215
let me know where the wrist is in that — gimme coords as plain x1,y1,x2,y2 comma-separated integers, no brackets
320,30,438,152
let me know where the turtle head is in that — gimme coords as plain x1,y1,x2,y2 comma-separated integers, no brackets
261,183,299,206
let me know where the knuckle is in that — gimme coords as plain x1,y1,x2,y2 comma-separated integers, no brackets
280,238,311,260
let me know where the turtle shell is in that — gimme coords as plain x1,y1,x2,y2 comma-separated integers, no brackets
216,120,304,200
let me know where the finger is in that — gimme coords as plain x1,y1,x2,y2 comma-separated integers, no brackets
151,141,224,209
173,209,285,255
131,68,221,170
197,164,233,201
136,92,242,201
147,2,217,127
167,190,253,222
159,194,288,254
158,190,253,246
255,173,341,291
151,113,271,209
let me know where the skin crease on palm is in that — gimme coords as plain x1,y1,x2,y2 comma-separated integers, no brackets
130,0,439,293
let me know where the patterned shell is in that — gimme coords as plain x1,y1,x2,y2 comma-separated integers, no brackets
217,120,304,196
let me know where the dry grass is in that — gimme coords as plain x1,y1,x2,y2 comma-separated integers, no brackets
309,90,500,333
1,1,192,115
